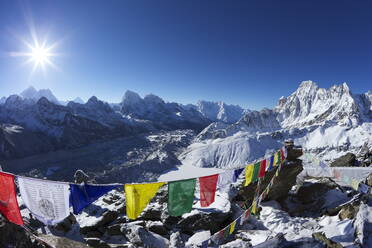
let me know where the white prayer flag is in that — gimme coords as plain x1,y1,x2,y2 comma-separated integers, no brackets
18,177,70,225
217,171,234,192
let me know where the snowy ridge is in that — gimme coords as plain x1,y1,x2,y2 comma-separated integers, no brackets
195,100,248,124
182,81,372,167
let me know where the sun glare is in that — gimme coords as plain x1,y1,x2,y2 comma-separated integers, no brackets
30,45,52,67
10,35,60,74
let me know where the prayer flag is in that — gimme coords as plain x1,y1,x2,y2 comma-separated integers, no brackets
280,148,285,161
251,200,257,215
258,160,266,178
244,164,254,186
199,174,218,207
201,240,209,248
168,179,196,216
229,220,236,234
18,177,70,225
0,172,23,225
273,152,279,166
217,171,234,192
224,226,230,238
233,168,244,181
252,162,260,182
70,184,118,214
125,182,165,220
268,156,274,171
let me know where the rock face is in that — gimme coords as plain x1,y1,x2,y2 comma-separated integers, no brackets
0,216,45,248
235,146,303,205
331,153,357,167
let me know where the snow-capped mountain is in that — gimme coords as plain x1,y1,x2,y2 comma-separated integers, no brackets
181,81,372,168
20,86,60,105
72,97,85,104
194,100,248,124
120,90,210,130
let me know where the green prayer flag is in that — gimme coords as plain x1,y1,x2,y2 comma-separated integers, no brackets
168,179,196,216
252,162,260,182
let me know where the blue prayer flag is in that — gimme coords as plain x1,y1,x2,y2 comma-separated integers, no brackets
70,184,119,214
201,240,209,248
233,168,244,181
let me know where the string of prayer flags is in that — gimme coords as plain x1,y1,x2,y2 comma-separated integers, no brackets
199,174,219,207
70,184,119,214
233,168,244,181
0,172,24,225
244,164,254,186
168,179,196,216
125,182,165,220
18,177,70,225
258,160,266,178
229,220,237,234
252,162,260,182
217,171,234,192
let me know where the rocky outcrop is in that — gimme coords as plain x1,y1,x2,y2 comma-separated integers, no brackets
0,215,47,248
331,153,357,167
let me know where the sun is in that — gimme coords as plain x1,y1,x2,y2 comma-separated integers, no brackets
10,36,60,74
29,44,53,67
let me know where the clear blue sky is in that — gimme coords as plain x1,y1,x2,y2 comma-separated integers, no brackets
0,0,371,109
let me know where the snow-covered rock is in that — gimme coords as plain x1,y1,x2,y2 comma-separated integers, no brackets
195,100,248,124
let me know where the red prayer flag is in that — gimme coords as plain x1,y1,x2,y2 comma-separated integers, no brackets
0,172,24,225
199,174,219,207
258,160,266,178
280,148,285,161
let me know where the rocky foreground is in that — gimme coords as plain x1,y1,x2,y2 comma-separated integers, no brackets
1,148,371,248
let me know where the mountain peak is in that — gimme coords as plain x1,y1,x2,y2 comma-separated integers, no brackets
72,97,85,104
19,86,59,104
144,94,164,104
20,86,38,99
122,90,143,105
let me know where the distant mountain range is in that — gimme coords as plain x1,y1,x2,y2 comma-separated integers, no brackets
0,86,249,159
1,82,371,167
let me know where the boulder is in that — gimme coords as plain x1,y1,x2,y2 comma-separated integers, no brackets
169,231,185,248
0,216,45,248
146,221,168,236
339,203,359,220
177,210,231,235
121,224,169,248
330,153,357,167
54,213,77,233
312,232,343,248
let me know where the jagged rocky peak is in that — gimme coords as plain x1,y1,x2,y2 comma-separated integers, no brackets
275,81,360,127
121,90,143,105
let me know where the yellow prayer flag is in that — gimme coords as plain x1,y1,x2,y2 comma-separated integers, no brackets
251,200,257,215
125,182,165,220
229,220,236,234
273,152,279,166
351,179,359,190
244,164,254,186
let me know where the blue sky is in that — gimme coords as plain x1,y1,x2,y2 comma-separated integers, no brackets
0,0,371,109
